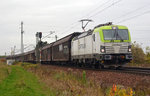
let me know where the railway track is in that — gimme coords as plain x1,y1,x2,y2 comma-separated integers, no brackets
117,67,150,75
42,63,150,76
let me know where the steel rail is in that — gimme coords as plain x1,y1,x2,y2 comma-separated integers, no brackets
41,63,150,76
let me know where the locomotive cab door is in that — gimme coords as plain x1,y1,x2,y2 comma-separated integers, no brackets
92,33,96,54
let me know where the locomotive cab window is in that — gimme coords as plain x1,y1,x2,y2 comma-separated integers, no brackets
103,29,129,40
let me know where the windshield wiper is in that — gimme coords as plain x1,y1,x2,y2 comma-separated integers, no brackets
116,32,124,42
110,30,116,42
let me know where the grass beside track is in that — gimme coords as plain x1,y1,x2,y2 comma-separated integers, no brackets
0,62,56,96
0,61,141,96
0,61,10,83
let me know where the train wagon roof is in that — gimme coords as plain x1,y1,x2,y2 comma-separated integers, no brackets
42,43,53,50
73,30,93,41
6,53,22,59
24,50,35,55
53,32,81,46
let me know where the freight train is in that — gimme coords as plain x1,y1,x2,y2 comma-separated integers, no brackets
6,22,132,68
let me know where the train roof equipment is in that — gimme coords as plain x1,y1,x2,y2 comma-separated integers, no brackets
94,22,113,29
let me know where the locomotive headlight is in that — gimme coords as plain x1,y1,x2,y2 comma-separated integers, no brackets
128,48,131,52
112,26,117,30
101,49,105,53
100,46,105,53
128,45,132,52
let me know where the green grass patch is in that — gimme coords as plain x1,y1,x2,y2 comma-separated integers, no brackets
0,65,56,96
0,61,10,83
53,70,87,86
49,69,103,95
0,68,10,83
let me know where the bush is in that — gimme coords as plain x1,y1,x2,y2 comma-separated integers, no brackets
131,42,145,64
107,84,135,96
0,59,6,63
82,71,86,85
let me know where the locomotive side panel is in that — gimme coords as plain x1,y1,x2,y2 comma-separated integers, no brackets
71,39,78,57
78,37,85,56
78,35,93,55
85,35,93,55
71,32,94,62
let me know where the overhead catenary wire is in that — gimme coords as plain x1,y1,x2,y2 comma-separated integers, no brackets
67,0,112,25
59,0,116,32
13,44,35,54
80,0,112,19
41,31,55,40
117,10,150,24
88,0,122,19
59,0,122,35
111,4,150,22
131,30,150,31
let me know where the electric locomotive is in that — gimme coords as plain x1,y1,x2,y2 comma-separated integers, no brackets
71,22,132,68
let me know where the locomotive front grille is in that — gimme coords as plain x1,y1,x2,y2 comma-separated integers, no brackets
105,46,114,53
119,46,128,53
105,46,128,53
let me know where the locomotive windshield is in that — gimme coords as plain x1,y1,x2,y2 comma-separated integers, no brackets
103,29,129,40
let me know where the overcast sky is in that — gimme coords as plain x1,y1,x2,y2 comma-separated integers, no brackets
0,0,150,55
